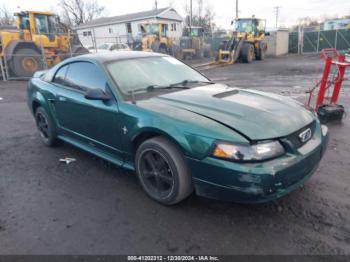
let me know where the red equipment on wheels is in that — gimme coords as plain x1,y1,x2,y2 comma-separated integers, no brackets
308,48,350,122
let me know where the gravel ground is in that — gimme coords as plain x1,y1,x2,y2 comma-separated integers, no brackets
0,55,349,255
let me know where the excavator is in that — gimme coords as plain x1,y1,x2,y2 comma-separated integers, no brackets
217,17,268,64
0,11,88,78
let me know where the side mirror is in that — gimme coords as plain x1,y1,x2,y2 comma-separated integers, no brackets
84,88,111,101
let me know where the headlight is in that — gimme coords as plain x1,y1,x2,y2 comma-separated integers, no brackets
212,140,285,162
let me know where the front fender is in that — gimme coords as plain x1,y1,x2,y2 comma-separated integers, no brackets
27,79,56,124
120,103,225,161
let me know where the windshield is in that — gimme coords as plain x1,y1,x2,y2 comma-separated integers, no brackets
144,24,159,35
106,56,209,97
235,20,255,33
190,28,202,37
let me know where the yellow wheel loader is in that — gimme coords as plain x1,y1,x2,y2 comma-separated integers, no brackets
0,11,88,78
180,26,211,60
139,23,176,55
217,18,268,64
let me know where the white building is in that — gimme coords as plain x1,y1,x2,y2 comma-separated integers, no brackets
75,7,183,48
323,18,350,31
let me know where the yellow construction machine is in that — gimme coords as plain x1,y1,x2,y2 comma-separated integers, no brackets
139,23,175,54
180,26,204,59
217,17,268,64
0,11,87,78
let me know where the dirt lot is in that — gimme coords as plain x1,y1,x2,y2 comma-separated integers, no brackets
0,55,349,255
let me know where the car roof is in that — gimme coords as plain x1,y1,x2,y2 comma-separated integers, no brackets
43,51,167,83
70,51,165,63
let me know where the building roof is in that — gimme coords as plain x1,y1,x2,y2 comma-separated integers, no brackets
75,7,181,30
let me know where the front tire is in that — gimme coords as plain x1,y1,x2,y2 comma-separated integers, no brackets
35,107,60,147
10,48,43,77
240,43,255,63
135,137,193,205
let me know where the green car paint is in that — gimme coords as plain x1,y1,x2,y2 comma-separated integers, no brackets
27,52,329,203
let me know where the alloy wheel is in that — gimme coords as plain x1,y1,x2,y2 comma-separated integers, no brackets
139,149,175,199
36,112,49,140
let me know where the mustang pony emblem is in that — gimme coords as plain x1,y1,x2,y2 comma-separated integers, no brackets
299,128,312,143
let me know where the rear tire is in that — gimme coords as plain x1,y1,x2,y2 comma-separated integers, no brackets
35,107,61,147
10,48,43,77
256,48,266,60
240,43,255,63
135,137,193,205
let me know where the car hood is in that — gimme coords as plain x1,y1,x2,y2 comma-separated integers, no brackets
148,84,315,141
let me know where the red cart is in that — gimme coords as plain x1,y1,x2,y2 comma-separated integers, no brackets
308,48,350,122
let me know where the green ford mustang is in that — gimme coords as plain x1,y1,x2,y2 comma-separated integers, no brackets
27,51,329,205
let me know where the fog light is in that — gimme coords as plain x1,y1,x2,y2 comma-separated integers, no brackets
321,125,328,136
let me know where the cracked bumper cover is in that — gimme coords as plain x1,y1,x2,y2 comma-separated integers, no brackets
187,125,329,203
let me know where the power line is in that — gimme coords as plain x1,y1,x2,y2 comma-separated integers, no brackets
274,6,281,28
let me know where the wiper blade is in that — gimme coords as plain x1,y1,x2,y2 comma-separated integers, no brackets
128,84,190,95
169,80,214,87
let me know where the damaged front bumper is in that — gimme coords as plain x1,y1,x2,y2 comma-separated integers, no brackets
187,124,329,203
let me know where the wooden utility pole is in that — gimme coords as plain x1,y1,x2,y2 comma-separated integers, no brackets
190,0,193,27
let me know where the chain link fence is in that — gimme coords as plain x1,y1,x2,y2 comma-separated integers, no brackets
289,29,350,54
1,32,230,81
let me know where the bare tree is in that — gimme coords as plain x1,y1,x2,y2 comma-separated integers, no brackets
184,1,215,35
58,0,105,27
0,5,15,26
197,0,203,19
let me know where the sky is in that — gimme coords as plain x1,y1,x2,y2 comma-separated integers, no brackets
1,0,350,29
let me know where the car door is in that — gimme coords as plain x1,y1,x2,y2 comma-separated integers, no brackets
51,61,123,162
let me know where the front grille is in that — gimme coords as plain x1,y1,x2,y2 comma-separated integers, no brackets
285,121,317,148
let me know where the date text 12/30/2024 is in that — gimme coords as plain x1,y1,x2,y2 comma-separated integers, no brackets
127,256,220,261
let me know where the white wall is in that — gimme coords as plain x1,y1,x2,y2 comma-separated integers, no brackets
78,18,183,48
77,23,128,47
264,29,289,56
